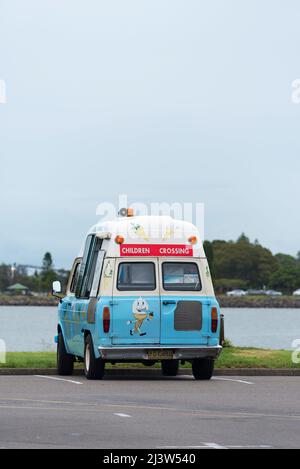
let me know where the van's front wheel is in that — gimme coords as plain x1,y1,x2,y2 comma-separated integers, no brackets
192,358,214,380
84,335,105,380
57,332,74,376
161,360,179,377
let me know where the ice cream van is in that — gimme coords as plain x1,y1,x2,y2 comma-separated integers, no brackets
52,210,224,380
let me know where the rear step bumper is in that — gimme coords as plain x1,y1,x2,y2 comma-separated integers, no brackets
98,345,222,361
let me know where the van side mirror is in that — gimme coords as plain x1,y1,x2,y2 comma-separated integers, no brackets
52,281,63,302
52,281,62,294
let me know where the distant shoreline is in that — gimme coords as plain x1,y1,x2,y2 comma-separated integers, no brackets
218,295,300,309
0,295,58,307
0,294,300,309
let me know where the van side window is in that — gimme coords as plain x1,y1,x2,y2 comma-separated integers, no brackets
70,262,81,293
75,236,103,298
162,263,202,291
90,250,105,297
117,263,156,291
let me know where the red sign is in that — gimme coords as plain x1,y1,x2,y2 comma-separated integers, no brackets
120,244,193,257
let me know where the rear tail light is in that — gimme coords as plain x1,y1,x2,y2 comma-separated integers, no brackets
211,307,218,333
103,307,111,333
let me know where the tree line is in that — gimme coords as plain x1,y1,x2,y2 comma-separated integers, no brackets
204,234,300,294
1,237,300,295
0,253,69,295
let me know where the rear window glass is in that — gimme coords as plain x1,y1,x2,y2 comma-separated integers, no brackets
117,263,156,291
162,263,201,291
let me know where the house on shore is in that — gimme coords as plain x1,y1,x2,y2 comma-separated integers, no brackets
6,283,30,296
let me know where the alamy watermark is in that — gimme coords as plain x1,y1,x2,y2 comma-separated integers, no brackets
291,79,300,104
0,79,6,104
0,339,6,364
291,339,300,364
96,194,205,240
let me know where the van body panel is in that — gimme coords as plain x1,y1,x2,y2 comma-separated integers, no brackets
112,258,161,345
160,295,210,345
59,295,85,356
56,215,223,366
111,295,161,345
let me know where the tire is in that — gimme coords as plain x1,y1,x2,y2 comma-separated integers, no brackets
192,358,214,381
161,360,179,377
57,331,74,376
84,334,105,380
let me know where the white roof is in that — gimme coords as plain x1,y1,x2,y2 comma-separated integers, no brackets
80,216,206,258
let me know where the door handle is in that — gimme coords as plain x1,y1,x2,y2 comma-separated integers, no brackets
109,301,119,306
163,300,176,306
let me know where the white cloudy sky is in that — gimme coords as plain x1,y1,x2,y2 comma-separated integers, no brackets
0,0,300,268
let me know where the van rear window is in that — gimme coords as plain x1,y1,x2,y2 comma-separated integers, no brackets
162,263,201,291
117,263,156,291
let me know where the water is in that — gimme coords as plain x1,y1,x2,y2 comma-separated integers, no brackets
0,306,57,352
0,306,299,352
223,308,300,350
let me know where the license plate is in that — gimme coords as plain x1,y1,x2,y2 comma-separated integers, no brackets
147,350,174,360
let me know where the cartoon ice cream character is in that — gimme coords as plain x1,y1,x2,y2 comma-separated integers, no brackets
162,227,174,240
130,223,149,241
127,297,154,337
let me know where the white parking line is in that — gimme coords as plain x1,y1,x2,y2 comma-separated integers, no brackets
158,443,272,449
202,442,228,449
213,377,254,385
35,375,83,385
179,375,254,385
227,445,273,449
113,413,132,418
158,443,227,449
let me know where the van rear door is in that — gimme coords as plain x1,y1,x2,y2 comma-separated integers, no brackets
112,259,161,345
159,259,209,345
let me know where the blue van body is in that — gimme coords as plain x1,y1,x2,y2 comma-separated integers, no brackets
55,215,223,380
58,294,221,358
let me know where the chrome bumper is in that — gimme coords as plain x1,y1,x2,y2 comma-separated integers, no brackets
98,345,222,361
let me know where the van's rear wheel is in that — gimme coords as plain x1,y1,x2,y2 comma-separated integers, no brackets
161,360,179,377
84,335,105,380
57,332,74,376
192,358,214,380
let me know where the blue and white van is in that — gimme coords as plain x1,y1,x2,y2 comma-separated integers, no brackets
53,211,223,380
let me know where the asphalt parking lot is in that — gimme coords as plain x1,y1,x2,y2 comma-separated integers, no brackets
0,374,299,449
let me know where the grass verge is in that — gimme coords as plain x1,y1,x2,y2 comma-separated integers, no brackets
0,348,299,369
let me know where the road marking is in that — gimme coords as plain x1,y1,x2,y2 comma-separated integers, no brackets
213,377,254,385
227,445,273,449
158,443,273,449
0,397,91,406
0,401,299,425
158,446,222,449
114,413,132,418
35,375,83,385
179,375,254,385
159,443,228,449
202,442,228,449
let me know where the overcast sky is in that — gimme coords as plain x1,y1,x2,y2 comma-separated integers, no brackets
0,0,300,268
